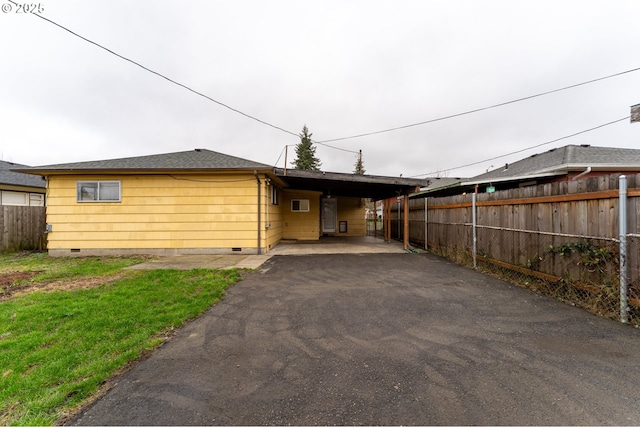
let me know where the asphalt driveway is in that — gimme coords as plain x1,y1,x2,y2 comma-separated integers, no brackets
71,253,640,425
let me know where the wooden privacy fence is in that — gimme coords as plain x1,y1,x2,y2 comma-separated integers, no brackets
388,173,640,323
0,206,46,252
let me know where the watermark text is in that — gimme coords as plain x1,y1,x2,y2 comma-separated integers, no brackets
2,3,45,14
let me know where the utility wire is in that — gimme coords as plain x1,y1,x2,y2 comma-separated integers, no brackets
19,2,637,159
272,145,291,168
28,10,300,138
23,5,358,154
410,116,631,177
317,68,640,144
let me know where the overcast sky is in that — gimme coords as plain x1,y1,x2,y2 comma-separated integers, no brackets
2,0,639,178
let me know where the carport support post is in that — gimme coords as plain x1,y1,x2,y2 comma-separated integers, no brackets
397,198,401,241
382,199,387,241
472,193,477,270
403,195,409,250
384,199,391,242
619,175,628,323
373,200,377,237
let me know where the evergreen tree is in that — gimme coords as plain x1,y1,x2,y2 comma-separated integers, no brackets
354,150,365,175
292,125,322,171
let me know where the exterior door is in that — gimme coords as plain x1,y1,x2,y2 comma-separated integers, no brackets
322,198,337,233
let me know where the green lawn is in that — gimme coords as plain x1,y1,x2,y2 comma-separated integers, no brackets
0,253,241,425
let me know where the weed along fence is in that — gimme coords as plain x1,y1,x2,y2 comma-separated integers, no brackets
388,173,640,326
0,206,46,252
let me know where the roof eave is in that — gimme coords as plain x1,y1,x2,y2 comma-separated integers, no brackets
0,183,46,192
411,181,466,197
465,171,567,186
12,167,275,176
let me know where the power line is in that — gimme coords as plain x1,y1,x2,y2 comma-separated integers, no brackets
18,2,636,161
410,116,631,177
317,68,640,144
28,11,300,138
272,145,291,167
23,5,357,154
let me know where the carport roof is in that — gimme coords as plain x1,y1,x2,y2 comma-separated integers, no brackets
274,168,427,200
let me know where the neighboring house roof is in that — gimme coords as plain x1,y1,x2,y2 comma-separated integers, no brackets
467,144,640,185
412,144,640,198
411,177,468,198
0,160,46,190
14,149,272,175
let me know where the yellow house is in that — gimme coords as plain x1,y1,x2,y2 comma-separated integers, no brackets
16,149,425,256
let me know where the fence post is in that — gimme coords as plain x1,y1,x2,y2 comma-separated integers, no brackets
424,198,428,250
619,175,629,324
472,193,477,270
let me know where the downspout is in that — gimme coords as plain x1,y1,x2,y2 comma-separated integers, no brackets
265,179,270,229
254,171,261,255
572,166,591,181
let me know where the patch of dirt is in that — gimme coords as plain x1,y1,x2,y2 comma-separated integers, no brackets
0,271,41,287
0,271,130,300
0,271,42,299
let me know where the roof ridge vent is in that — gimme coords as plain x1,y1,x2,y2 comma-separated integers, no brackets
195,148,202,152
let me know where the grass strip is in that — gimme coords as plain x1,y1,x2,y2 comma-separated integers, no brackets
0,252,146,283
0,267,240,425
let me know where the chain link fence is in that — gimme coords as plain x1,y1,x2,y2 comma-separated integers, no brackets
477,229,623,323
424,222,637,326
628,234,640,325
393,174,640,327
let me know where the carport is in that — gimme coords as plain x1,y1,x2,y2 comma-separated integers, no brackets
273,168,427,248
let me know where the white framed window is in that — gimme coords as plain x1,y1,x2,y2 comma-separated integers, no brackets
291,199,309,212
271,186,278,205
77,181,121,202
1,191,28,206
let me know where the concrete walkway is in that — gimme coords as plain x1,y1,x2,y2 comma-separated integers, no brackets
125,236,407,271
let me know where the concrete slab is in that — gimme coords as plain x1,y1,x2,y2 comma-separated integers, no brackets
126,236,407,270
268,236,407,255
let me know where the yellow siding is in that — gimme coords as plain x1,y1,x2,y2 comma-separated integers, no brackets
281,189,321,240
334,197,366,236
264,182,283,250
46,173,269,255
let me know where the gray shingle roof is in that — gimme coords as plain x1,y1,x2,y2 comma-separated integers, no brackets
14,149,271,174
1,160,46,189
470,144,640,183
